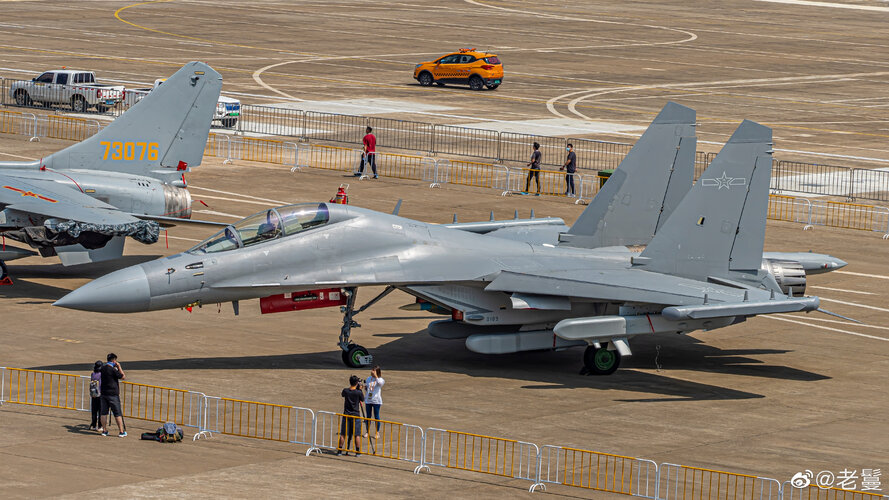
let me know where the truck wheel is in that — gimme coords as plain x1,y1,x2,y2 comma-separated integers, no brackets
418,71,434,87
71,95,87,113
95,104,109,113
14,90,31,106
221,117,237,128
469,75,484,91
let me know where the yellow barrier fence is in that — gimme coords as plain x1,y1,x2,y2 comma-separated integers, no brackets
819,200,884,231
40,114,99,141
441,159,509,190
658,463,781,500
118,381,204,430
424,428,541,489
538,445,658,497
202,395,315,446
506,166,573,196
313,411,425,467
0,367,84,411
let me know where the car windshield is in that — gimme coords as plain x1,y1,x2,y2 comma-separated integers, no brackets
188,203,330,254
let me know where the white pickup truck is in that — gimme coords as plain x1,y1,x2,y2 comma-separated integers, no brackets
126,78,241,128
10,70,125,113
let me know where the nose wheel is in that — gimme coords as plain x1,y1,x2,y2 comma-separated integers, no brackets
0,260,12,286
337,286,395,368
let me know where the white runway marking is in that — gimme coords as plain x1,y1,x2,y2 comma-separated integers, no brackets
774,314,889,331
835,271,889,280
764,315,889,342
187,186,288,205
756,0,889,12
193,210,244,219
0,152,36,160
190,194,283,207
819,297,889,314
810,286,874,296
164,235,201,242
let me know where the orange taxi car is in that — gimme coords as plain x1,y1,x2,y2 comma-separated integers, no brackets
413,48,503,90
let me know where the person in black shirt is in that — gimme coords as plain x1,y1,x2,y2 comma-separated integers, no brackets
98,353,126,437
524,142,542,195
560,143,577,197
337,375,364,456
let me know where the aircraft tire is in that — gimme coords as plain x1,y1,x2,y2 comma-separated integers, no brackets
342,344,370,368
583,345,620,375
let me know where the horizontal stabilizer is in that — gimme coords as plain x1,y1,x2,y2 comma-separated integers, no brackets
661,296,819,320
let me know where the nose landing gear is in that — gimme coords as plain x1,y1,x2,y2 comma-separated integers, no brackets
0,260,12,286
338,286,396,368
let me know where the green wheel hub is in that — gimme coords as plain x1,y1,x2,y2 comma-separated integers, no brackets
594,349,617,370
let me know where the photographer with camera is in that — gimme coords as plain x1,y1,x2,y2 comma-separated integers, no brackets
337,375,364,456
98,353,126,437
362,366,385,440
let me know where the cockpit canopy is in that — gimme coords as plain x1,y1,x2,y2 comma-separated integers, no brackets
189,203,331,254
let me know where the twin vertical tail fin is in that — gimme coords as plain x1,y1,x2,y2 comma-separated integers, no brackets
558,101,696,249
42,61,222,182
633,120,773,281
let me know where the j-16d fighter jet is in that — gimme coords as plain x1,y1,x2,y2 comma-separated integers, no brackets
0,61,221,283
56,103,848,374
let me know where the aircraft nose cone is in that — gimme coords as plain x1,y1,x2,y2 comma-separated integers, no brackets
54,265,150,313
831,258,848,270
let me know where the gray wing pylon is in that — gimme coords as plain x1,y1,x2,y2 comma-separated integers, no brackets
634,120,773,281
41,61,221,181
559,101,696,249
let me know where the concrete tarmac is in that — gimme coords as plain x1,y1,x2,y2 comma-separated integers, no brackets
0,1,887,498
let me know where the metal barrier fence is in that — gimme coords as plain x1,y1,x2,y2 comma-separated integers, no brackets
201,396,316,447
424,428,543,492
658,463,782,500
538,445,658,498
782,482,887,500
118,381,204,431
5,92,889,202
314,411,425,468
0,367,84,411
2,367,888,498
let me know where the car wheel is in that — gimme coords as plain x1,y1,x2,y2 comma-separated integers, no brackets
486,84,499,90
469,75,484,91
14,90,31,106
222,117,237,128
418,72,434,87
71,95,87,113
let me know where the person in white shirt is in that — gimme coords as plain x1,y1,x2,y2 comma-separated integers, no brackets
362,366,385,439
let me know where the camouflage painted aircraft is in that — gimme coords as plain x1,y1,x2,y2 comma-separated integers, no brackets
0,61,221,283
55,103,847,374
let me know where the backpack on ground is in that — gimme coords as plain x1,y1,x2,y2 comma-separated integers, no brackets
140,422,184,442
159,422,183,442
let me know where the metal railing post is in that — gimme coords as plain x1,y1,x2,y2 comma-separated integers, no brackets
305,410,321,456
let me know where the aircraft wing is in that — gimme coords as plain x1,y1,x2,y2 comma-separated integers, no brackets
485,267,816,314
0,173,139,225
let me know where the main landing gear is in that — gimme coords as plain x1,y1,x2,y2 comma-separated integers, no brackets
580,343,621,375
338,286,396,368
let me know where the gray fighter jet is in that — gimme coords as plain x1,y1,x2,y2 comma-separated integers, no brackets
0,61,221,283
55,106,845,374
